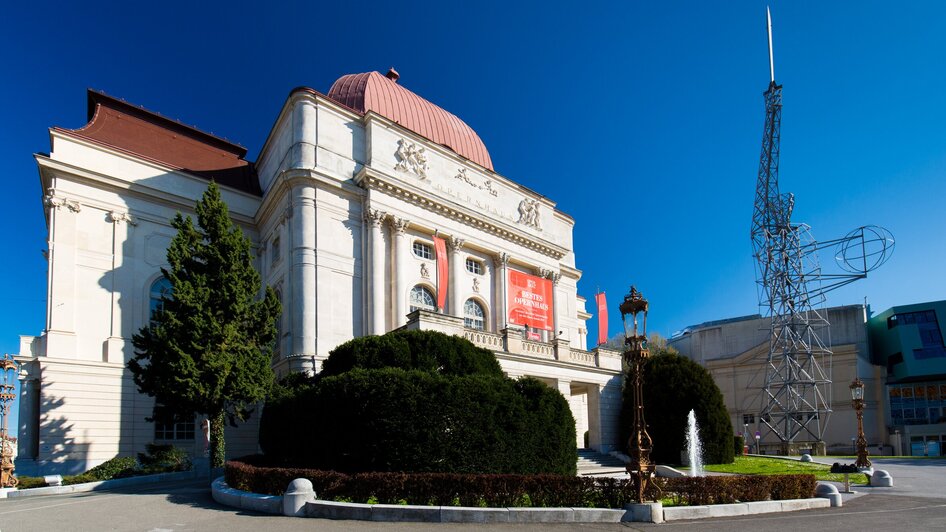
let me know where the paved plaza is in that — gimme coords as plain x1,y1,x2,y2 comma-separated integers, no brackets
1,459,944,531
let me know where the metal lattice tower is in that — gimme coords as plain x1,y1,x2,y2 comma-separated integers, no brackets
750,8,894,449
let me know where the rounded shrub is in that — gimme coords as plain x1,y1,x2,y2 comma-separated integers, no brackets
320,329,503,378
621,352,734,465
261,330,576,474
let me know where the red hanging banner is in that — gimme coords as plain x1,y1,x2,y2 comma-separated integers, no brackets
596,292,608,345
507,270,554,331
433,236,448,311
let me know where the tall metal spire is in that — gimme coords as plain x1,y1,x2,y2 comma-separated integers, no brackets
749,7,894,453
767,6,775,83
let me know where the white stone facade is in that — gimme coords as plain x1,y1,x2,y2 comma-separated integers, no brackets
16,79,623,475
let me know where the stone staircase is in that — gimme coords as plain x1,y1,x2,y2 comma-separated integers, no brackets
577,448,627,476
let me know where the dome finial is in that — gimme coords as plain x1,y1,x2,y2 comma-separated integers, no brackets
385,67,400,83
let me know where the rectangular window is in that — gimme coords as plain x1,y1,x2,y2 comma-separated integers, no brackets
271,236,281,265
465,258,483,275
743,414,755,425
412,241,433,260
154,416,195,441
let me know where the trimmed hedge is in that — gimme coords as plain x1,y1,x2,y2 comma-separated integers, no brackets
320,330,503,378
226,459,816,508
260,368,577,475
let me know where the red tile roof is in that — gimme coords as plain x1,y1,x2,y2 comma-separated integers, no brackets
327,71,493,171
55,90,261,196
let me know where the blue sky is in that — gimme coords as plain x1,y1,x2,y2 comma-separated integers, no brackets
2,0,944,364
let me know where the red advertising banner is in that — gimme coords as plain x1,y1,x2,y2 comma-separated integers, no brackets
507,270,554,331
433,236,448,311
595,292,608,345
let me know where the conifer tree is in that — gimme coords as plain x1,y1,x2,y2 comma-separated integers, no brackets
129,182,280,467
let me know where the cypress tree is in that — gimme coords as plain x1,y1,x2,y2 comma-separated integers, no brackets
129,182,280,467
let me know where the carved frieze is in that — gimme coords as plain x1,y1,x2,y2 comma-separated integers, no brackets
394,139,428,179
517,198,541,230
454,168,498,197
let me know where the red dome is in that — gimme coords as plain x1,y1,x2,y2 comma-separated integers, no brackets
327,71,493,171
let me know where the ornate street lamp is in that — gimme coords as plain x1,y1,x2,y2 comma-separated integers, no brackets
620,286,655,502
0,353,19,488
849,378,871,469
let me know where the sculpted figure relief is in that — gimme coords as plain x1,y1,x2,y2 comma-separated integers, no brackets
394,139,428,179
517,198,541,230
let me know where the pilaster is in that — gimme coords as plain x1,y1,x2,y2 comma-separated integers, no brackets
365,208,387,334
390,216,411,328
448,236,465,318
289,183,317,372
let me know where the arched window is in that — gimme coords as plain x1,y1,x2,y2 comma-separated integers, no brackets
409,285,436,312
149,277,173,319
464,299,486,331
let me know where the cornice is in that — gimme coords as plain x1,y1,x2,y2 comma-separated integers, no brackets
34,154,258,227
355,167,568,261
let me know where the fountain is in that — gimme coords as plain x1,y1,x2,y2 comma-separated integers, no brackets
686,409,704,477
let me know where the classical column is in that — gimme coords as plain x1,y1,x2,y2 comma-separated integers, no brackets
492,252,510,331
365,208,386,334
587,383,603,450
290,183,317,370
106,211,136,363
44,190,81,357
448,236,465,318
390,216,411,328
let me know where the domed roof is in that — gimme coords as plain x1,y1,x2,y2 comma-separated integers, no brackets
327,71,493,171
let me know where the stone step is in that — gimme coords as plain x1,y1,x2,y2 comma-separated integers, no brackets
576,449,627,470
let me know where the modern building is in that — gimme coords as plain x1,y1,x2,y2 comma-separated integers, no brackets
15,70,623,475
868,300,946,456
669,305,889,455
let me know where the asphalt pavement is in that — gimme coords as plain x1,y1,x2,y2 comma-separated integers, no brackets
0,458,944,531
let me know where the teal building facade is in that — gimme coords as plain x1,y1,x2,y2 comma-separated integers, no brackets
869,300,946,456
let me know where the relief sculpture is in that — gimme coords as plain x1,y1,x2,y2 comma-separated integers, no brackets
517,198,541,230
394,139,428,179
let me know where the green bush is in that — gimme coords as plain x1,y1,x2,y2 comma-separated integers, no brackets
15,476,46,489
85,456,139,480
320,330,503,378
262,330,574,475
226,460,816,507
138,444,192,473
734,435,746,456
261,368,576,474
622,353,734,465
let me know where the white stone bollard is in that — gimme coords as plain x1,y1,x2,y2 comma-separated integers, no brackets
815,482,842,507
800,454,812,462
283,478,316,517
870,470,894,487
623,502,663,523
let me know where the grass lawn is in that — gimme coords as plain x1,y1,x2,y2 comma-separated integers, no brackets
703,456,867,483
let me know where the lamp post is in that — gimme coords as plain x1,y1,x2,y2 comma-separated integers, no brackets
620,286,655,503
850,378,871,468
0,353,19,488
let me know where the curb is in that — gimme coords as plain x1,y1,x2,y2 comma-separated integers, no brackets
210,477,833,522
1,470,199,499
211,477,283,514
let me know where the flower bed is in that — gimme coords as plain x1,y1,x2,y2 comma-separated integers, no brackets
226,458,816,508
